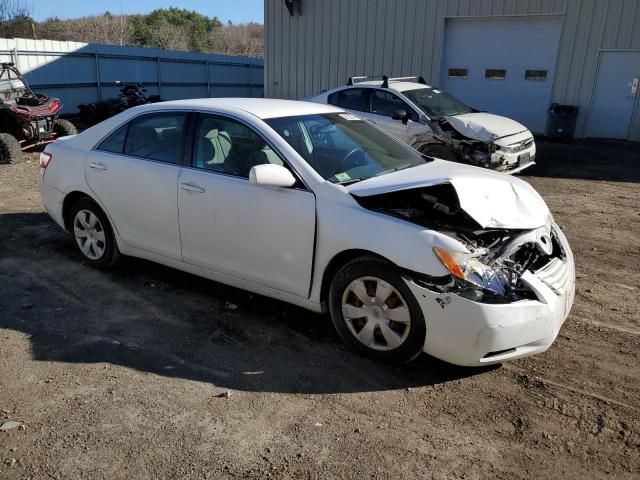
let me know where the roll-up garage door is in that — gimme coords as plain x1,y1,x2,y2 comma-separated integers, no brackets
440,16,562,134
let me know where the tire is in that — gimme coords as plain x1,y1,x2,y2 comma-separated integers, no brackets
68,198,120,269
419,143,458,162
328,256,426,364
0,133,22,164
53,119,78,137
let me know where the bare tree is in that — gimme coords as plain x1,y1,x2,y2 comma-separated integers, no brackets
149,19,190,51
0,0,31,23
208,23,263,57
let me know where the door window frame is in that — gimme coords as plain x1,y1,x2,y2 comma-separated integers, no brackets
93,110,194,167
328,87,372,113
185,111,310,191
369,88,420,122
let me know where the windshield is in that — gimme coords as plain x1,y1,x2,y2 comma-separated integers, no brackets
265,113,428,184
403,87,472,118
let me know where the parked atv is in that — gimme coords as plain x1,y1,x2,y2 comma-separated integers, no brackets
78,81,161,127
0,62,77,164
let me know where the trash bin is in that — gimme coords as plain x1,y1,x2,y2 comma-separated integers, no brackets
546,103,579,139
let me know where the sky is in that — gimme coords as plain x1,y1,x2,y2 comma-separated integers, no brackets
31,0,265,24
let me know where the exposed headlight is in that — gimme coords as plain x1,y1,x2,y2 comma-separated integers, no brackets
432,246,506,296
499,137,534,154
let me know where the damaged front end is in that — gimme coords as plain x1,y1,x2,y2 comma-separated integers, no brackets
353,183,565,304
424,114,535,173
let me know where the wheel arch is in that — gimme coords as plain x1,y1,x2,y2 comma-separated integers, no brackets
62,190,103,231
412,139,446,152
319,249,394,306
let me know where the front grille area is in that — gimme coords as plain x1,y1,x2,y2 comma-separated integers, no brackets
506,137,534,153
534,257,570,295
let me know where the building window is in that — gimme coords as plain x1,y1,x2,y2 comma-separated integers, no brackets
525,69,548,81
485,69,506,80
448,68,468,78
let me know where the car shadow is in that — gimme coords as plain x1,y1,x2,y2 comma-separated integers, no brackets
0,212,494,395
522,138,640,183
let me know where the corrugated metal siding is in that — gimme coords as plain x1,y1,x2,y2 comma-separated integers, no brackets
0,38,264,113
265,0,640,139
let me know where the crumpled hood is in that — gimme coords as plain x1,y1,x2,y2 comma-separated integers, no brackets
445,112,529,142
347,160,550,230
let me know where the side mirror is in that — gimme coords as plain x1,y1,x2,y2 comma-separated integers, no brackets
391,109,409,125
249,164,296,188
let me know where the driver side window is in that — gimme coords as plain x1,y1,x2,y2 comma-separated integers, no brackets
370,90,418,120
191,114,287,179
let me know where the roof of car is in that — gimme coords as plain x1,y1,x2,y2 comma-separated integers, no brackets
152,97,342,119
345,81,432,92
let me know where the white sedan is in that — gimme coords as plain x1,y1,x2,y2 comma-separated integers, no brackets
40,98,575,366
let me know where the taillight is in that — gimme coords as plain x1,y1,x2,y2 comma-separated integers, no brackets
39,152,52,169
48,99,61,113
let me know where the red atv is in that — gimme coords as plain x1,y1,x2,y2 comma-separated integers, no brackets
0,62,77,164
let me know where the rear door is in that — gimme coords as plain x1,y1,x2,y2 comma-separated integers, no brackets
328,87,373,120
85,111,189,260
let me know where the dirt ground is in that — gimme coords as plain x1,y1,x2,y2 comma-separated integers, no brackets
1,139,639,479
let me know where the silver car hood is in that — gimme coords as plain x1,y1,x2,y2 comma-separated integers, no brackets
347,160,549,230
445,112,529,142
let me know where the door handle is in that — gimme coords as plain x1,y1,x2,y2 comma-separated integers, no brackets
631,78,639,98
180,182,206,193
88,161,107,171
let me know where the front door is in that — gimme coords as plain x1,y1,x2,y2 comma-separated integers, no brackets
586,51,640,140
177,113,316,298
85,111,188,260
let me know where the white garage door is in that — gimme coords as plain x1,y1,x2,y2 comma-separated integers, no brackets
440,16,562,134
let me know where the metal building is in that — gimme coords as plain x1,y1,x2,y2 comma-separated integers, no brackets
265,0,640,140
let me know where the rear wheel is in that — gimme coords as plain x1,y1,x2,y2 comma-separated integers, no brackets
419,143,458,162
0,133,22,164
53,119,78,137
69,198,120,269
328,256,426,364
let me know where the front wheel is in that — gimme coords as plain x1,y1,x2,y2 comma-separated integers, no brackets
328,257,426,363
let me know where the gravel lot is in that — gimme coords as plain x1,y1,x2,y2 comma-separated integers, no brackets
1,140,639,479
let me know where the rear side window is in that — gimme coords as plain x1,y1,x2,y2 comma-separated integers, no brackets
97,124,128,154
328,88,370,113
123,113,187,164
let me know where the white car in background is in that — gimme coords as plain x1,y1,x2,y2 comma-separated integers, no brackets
310,76,536,174
40,98,573,366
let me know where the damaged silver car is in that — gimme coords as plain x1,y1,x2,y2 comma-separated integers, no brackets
311,75,536,174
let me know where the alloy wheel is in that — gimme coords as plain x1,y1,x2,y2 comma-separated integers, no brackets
341,276,411,351
73,209,106,260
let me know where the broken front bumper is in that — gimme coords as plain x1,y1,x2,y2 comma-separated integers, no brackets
492,134,536,174
405,229,575,367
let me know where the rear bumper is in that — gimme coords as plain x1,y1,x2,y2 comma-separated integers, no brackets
40,180,66,230
406,229,575,366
